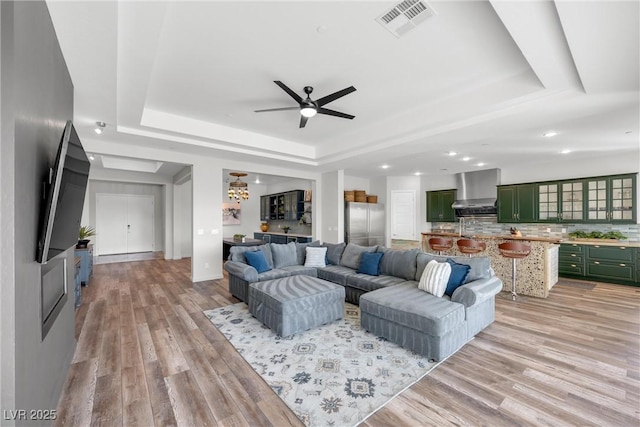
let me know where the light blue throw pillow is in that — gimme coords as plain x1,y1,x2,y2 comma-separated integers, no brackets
245,250,271,273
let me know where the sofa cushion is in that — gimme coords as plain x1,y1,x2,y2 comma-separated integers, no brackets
257,268,292,282
346,273,407,293
271,242,298,268
281,265,318,277
304,246,327,267
316,265,358,286
322,242,346,265
230,244,274,268
357,252,384,276
418,260,451,297
295,240,321,265
340,243,378,270
416,252,490,283
245,250,271,273
445,259,471,296
378,248,419,281
360,283,465,336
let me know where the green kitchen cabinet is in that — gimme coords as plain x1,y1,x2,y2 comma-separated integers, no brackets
559,242,638,286
497,184,536,223
538,180,584,222
585,244,636,284
426,190,456,222
558,243,585,276
584,174,636,223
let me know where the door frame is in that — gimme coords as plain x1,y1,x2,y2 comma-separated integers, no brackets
390,189,417,241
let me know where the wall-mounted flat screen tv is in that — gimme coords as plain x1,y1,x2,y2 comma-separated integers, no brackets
37,120,91,264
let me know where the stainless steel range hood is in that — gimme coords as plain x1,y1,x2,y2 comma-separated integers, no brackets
452,168,501,217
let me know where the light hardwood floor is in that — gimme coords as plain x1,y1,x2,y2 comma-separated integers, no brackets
54,258,640,426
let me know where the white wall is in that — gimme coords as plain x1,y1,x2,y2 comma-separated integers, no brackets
321,170,344,243
344,175,370,193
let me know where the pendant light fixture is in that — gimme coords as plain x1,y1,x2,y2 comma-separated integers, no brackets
228,172,249,201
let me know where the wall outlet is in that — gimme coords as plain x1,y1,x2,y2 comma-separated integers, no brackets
546,228,551,233
561,228,567,233
211,229,219,235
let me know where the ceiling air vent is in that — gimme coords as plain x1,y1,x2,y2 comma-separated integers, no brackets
376,0,436,38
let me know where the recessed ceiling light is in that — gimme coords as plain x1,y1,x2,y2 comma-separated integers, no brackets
560,149,571,154
254,176,261,184
414,172,422,176
476,162,485,167
462,156,471,161
448,151,457,156
543,131,557,137
94,121,106,134
381,164,390,169
88,154,95,161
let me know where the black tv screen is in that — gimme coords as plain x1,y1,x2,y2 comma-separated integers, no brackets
37,121,91,263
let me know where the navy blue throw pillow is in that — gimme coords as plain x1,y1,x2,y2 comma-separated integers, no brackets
245,250,271,273
445,258,471,296
358,252,384,276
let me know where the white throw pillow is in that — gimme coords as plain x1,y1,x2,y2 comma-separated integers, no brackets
418,260,451,297
304,246,327,268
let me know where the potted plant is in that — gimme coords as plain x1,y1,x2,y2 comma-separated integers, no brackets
77,225,96,248
282,226,291,234
233,233,246,242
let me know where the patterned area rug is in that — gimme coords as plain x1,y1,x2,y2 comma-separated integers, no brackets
204,303,441,427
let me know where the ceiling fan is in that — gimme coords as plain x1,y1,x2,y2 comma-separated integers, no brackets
255,81,356,128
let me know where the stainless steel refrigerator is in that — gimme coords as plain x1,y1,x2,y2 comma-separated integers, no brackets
345,202,385,246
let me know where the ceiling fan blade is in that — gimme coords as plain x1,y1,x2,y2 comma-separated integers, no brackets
315,86,356,107
254,106,300,113
299,115,309,128
274,81,303,103
317,107,355,120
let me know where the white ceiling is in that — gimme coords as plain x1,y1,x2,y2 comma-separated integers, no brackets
47,0,639,180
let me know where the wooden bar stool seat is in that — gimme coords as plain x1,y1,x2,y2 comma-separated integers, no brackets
457,238,486,257
498,241,531,300
428,237,453,255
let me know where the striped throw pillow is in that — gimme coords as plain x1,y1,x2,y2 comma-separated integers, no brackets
304,246,327,268
418,260,451,297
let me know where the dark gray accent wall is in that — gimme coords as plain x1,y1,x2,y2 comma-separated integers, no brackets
1,1,76,424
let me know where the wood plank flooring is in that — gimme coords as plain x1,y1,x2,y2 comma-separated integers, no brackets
55,258,640,426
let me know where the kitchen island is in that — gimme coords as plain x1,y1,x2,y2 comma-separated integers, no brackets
254,231,313,244
422,232,560,298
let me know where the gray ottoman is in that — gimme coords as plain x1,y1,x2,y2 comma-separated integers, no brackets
248,275,345,337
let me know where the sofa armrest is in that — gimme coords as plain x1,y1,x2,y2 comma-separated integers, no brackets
451,276,503,308
224,260,258,283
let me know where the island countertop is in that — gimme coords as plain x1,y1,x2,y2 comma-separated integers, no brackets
421,232,559,298
255,231,312,238
421,232,561,243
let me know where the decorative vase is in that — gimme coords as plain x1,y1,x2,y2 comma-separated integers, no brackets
76,239,90,248
260,223,269,232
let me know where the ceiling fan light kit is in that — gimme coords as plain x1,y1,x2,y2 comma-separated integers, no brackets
255,81,356,128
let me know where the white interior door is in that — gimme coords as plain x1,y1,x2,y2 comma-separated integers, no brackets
96,194,128,255
96,193,154,255
391,190,416,240
126,195,154,253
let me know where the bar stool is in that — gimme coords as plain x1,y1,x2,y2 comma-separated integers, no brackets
428,237,453,255
498,241,531,301
457,238,486,257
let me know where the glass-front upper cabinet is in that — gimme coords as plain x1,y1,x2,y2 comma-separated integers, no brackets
537,181,583,222
538,183,559,221
611,176,634,221
585,174,636,223
561,181,584,221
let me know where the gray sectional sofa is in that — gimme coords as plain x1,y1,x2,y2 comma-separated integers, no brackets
223,241,502,361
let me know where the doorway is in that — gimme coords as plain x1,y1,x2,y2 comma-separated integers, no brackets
96,194,155,255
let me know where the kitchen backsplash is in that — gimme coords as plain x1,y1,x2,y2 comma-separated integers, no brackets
431,219,640,242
